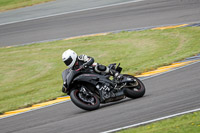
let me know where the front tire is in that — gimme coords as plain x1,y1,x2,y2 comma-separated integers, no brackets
123,75,145,99
70,85,100,111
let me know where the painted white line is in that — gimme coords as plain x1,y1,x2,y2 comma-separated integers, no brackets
0,0,145,26
2,22,189,47
101,108,200,133
2,32,110,47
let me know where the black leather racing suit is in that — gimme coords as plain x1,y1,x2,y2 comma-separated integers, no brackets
72,54,110,74
62,55,111,93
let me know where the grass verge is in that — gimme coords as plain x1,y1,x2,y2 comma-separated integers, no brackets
0,27,200,114
0,0,54,12
117,111,200,133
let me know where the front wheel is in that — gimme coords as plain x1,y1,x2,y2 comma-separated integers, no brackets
70,85,100,111
123,75,145,99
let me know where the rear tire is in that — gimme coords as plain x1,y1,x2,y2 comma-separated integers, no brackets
123,75,145,99
70,85,100,111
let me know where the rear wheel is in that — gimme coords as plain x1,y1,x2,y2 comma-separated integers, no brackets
70,84,100,111
123,75,145,99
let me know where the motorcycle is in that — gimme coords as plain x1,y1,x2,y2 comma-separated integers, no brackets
62,63,145,111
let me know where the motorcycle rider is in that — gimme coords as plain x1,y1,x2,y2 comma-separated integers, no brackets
61,49,120,93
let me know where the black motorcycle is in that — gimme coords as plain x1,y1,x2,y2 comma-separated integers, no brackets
62,63,145,111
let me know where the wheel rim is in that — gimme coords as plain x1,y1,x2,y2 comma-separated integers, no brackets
127,84,141,91
74,90,98,106
125,75,143,92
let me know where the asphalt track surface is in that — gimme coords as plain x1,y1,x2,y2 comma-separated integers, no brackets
1,0,200,133
1,0,200,46
0,61,200,133
0,0,139,25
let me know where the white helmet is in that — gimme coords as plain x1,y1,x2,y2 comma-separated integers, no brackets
62,49,78,68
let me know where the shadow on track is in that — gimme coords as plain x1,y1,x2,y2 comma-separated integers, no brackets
71,95,150,114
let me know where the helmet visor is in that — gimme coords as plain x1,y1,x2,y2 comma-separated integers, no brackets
64,56,73,66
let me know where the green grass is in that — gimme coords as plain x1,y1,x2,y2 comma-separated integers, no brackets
0,0,54,12
117,111,200,133
0,27,200,114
